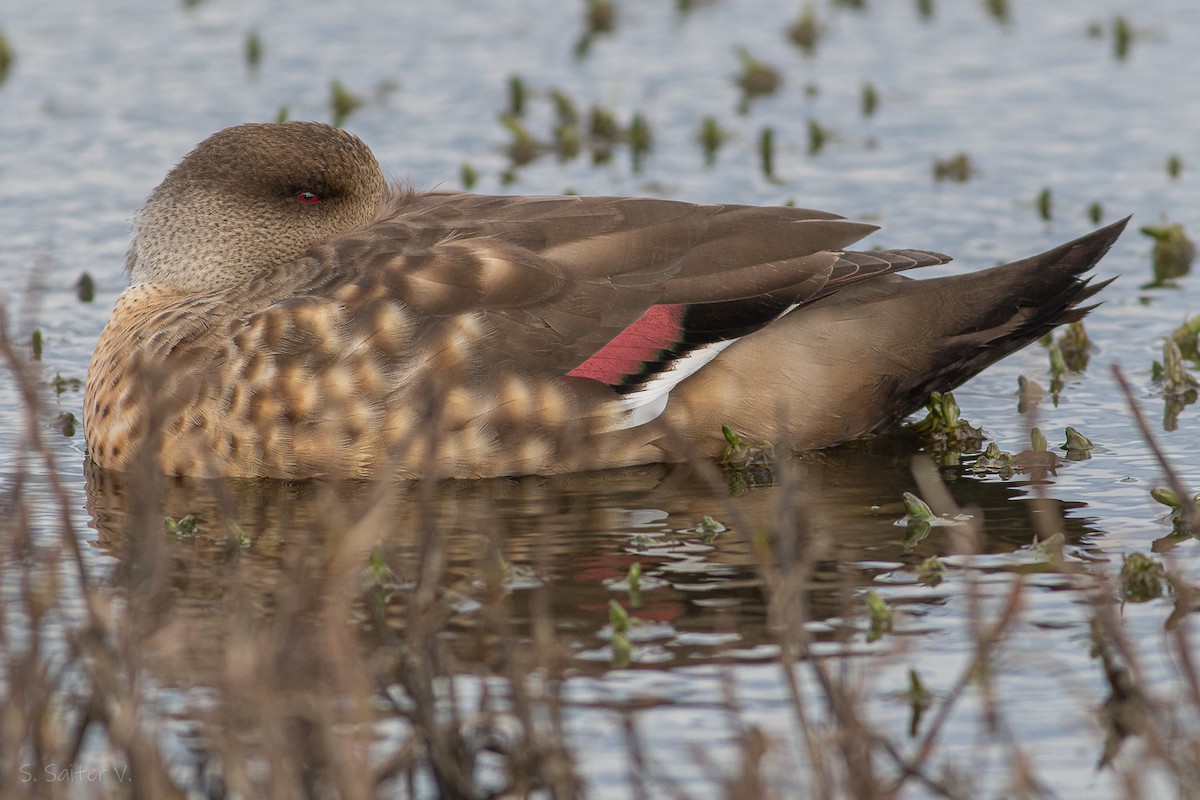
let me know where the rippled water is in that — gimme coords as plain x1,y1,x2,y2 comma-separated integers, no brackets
2,0,1199,796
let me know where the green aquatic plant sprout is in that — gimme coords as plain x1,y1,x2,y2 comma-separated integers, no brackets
75,271,95,303
329,79,363,128
984,0,1010,23
628,113,652,173
48,372,81,394
719,424,773,468
56,411,76,437
973,431,1067,478
918,391,958,429
898,491,966,547
507,74,526,117
759,126,776,179
626,562,642,608
1112,15,1133,60
1018,375,1046,414
608,599,629,633
1153,339,1198,394
219,523,251,554
587,104,620,163
550,88,578,126
807,118,829,155
1153,339,1199,431
861,82,879,117
901,493,935,546
1011,427,1062,474
1119,552,1166,602
698,116,728,166
1030,532,1066,565
0,28,13,85
1170,316,1200,361
1151,486,1200,536
163,514,198,537
363,549,399,623
734,46,781,112
972,441,1014,477
501,113,539,167
911,391,985,455
916,555,946,587
1141,221,1196,286
554,122,581,161
788,6,821,55
695,515,726,541
932,151,975,182
574,0,616,57
552,91,582,160
718,424,774,492
626,561,641,591
1036,186,1053,221
244,31,262,71
459,162,478,190
1063,426,1095,459
1055,320,1092,372
585,0,616,34
1166,154,1183,179
902,491,935,522
1150,486,1191,509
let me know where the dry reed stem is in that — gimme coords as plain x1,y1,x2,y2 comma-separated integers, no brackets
4,286,1200,798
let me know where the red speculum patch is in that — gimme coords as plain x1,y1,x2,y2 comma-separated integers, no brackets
567,304,685,386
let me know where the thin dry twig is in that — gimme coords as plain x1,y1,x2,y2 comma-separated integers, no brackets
1112,364,1200,531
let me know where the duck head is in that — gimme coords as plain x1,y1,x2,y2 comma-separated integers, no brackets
127,122,386,293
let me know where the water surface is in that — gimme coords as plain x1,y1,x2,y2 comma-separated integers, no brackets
1,1,1199,796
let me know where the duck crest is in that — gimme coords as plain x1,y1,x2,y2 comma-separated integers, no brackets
83,122,1128,479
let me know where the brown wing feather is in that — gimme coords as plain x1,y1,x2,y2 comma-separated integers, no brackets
233,190,924,382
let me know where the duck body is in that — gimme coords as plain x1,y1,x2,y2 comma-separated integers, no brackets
83,122,1126,479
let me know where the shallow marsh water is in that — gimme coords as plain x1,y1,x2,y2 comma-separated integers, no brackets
2,0,1200,797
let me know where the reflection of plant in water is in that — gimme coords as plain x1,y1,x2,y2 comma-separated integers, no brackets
1152,339,1199,431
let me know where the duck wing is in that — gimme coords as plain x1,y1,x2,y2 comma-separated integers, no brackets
297,192,947,382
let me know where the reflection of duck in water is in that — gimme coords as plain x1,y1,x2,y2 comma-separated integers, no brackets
83,442,1097,652
84,122,1126,479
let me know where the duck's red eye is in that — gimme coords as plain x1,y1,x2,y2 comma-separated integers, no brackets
297,191,320,204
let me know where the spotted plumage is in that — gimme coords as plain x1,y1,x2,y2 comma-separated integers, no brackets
83,122,1127,479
